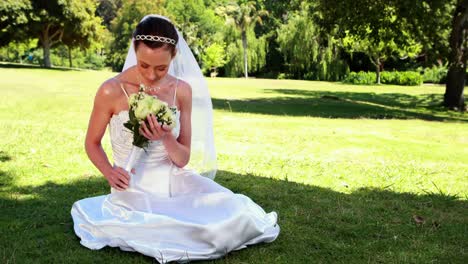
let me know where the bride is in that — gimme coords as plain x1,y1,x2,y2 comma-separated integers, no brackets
71,15,280,263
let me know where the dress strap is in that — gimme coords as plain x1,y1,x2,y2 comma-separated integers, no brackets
172,78,179,105
113,77,129,98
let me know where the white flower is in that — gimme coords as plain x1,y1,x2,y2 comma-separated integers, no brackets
162,110,175,129
134,95,155,120
150,99,163,113
128,93,138,107
162,111,174,122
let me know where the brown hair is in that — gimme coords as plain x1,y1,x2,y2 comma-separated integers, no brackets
133,16,178,56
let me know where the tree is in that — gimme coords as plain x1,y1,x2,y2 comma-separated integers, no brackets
201,42,227,76
96,0,123,30
394,0,453,67
216,1,268,78
390,0,465,110
0,0,102,68
223,24,268,77
277,2,348,81
165,0,225,61
107,0,166,72
317,0,422,84
251,0,301,76
342,31,421,84
61,6,105,68
0,0,32,47
444,0,467,110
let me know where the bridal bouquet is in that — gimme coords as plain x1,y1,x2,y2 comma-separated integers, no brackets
123,84,177,149
122,84,177,183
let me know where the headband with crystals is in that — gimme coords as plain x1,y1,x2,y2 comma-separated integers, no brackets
134,35,177,45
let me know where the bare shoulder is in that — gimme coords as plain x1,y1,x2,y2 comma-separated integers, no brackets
96,78,121,99
176,79,192,99
92,78,123,116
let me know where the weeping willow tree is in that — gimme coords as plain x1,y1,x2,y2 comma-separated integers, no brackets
223,24,268,77
276,3,348,81
216,0,268,78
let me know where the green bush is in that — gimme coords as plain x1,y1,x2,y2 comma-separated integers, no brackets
277,73,289,79
344,71,422,86
421,65,448,84
343,71,376,85
381,71,422,86
257,71,279,79
49,46,105,70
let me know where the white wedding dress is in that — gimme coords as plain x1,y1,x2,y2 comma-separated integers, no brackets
71,85,280,263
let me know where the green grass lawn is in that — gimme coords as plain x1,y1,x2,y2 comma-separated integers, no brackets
0,67,467,263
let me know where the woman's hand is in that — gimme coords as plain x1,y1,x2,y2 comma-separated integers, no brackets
104,166,135,191
139,114,172,141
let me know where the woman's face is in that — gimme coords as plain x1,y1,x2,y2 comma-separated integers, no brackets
135,42,174,84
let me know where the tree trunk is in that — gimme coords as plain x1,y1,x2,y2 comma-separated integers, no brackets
241,29,248,78
41,26,52,68
42,38,51,68
68,45,73,68
371,56,382,84
40,24,63,68
445,65,466,110
376,57,381,84
443,0,468,110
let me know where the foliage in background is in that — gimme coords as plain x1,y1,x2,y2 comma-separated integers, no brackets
165,0,225,61
106,0,166,72
222,25,268,77
0,0,32,47
0,0,464,105
96,0,123,30
344,71,424,86
50,45,106,70
421,65,449,84
201,43,228,76
277,2,348,81
0,0,103,68
393,0,454,66
318,0,424,84
0,39,37,64
216,0,269,78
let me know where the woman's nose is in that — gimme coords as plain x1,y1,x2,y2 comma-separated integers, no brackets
147,71,156,81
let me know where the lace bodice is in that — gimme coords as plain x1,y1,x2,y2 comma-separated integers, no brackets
108,109,181,167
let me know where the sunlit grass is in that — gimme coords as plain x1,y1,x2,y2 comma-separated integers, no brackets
0,67,466,263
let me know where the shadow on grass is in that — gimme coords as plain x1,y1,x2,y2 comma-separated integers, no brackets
0,62,80,71
0,151,12,162
212,89,467,122
0,170,466,263
0,151,13,188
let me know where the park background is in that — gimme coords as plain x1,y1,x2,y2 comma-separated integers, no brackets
0,0,467,263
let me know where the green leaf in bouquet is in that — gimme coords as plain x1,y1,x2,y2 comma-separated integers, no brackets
128,108,137,122
123,121,133,131
170,107,177,115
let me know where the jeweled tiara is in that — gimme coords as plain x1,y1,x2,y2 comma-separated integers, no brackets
134,35,176,45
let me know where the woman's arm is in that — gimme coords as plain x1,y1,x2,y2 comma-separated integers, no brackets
161,81,192,167
85,80,130,190
139,81,192,168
